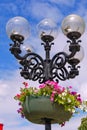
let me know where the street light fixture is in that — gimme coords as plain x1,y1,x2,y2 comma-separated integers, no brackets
6,14,85,130
6,14,85,84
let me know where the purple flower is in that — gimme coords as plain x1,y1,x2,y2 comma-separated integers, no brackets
18,102,21,105
71,91,77,95
17,109,20,113
61,122,65,127
77,94,81,97
17,108,23,113
77,97,82,103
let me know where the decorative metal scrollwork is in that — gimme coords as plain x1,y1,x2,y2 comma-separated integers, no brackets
19,53,45,83
9,36,82,83
50,52,69,82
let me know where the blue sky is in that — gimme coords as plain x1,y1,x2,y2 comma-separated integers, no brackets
0,0,87,130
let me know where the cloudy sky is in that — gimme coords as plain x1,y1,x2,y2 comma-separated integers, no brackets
0,0,87,130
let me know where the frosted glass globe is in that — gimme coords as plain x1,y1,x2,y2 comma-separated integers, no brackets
37,19,58,42
61,14,85,39
6,16,30,40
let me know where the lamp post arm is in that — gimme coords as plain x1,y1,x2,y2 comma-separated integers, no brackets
66,39,81,59
67,45,80,59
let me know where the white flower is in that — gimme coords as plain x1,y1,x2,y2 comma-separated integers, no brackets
58,94,62,97
71,109,75,113
67,108,71,111
61,92,67,96
79,105,83,110
62,97,66,100
67,98,71,103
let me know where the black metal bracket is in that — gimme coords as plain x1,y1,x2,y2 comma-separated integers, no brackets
9,34,81,83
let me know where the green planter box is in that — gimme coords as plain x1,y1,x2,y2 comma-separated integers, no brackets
23,96,72,124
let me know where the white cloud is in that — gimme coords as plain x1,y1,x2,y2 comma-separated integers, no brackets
30,2,63,22
19,0,63,22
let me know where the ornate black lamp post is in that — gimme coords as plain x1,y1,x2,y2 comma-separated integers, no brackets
6,14,85,130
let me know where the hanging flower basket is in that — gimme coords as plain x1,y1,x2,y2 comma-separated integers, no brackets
14,80,82,126
23,95,72,124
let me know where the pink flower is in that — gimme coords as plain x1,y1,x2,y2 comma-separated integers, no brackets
34,89,38,93
50,97,54,101
16,94,20,98
50,91,56,102
45,80,51,84
62,87,65,92
45,80,58,86
54,85,59,90
23,82,28,88
68,86,72,89
52,90,57,94
54,85,65,94
39,84,45,88
51,93,54,98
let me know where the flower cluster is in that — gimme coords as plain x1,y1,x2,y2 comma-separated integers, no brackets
14,80,82,120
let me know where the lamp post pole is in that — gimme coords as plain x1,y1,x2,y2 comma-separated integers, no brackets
45,119,51,130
